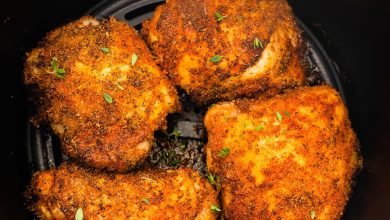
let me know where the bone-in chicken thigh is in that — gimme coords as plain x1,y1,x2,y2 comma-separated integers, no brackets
28,163,219,219
24,17,180,172
204,86,361,219
142,0,306,105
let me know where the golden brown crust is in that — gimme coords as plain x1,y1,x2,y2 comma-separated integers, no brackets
28,163,219,220
24,16,180,172
142,0,306,105
204,85,361,219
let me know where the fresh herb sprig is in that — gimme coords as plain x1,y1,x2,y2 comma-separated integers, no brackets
50,57,65,79
168,128,182,141
253,37,263,49
207,173,217,185
211,204,222,213
214,12,226,22
207,172,221,193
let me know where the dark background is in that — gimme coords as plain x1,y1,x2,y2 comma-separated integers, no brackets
1,0,389,219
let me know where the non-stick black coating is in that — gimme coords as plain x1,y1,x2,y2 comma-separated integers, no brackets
1,0,389,219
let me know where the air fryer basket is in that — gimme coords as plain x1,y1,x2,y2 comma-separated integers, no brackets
4,0,390,219
22,0,368,219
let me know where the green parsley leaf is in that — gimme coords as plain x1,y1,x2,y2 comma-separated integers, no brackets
142,198,150,205
310,210,316,219
75,208,83,220
217,147,230,158
214,12,226,22
103,93,113,104
276,111,283,121
284,111,291,117
253,37,263,49
101,47,110,53
211,204,222,213
210,55,223,63
255,124,265,131
131,53,138,66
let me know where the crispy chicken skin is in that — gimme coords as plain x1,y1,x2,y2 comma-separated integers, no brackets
24,17,180,172
28,163,218,220
204,86,361,219
142,0,306,105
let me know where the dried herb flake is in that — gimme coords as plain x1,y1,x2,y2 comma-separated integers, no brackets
103,93,113,104
101,47,110,53
276,111,283,121
217,147,230,158
75,208,83,220
142,198,150,205
131,53,138,66
253,37,263,49
310,210,316,219
210,55,223,63
211,204,222,213
50,57,65,79
215,12,226,22
255,124,265,131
